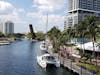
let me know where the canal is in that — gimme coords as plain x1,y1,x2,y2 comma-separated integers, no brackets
0,40,73,75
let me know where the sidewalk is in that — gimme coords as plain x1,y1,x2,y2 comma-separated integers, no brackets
60,57,95,75
47,47,95,75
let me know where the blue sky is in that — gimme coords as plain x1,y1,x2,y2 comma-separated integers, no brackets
0,0,68,33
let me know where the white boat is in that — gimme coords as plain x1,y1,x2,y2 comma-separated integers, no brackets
37,53,60,68
40,41,47,50
0,40,10,45
39,14,49,51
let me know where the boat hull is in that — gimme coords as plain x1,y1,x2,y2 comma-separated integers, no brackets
46,61,60,68
37,56,47,68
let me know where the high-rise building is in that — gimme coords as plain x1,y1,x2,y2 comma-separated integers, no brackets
4,21,14,34
65,0,100,28
0,21,14,34
0,22,3,33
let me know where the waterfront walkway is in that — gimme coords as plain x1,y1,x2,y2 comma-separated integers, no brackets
60,57,94,75
48,46,95,75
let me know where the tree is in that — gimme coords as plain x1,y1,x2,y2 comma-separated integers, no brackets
58,30,69,46
26,33,33,39
0,32,5,37
75,20,88,54
78,16,100,74
35,32,45,40
64,27,77,69
5,33,24,40
75,16,100,56
47,26,61,52
85,16,100,57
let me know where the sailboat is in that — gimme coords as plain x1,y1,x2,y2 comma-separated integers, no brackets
37,14,60,68
40,40,48,51
40,14,48,51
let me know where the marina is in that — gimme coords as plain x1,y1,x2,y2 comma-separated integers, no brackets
0,0,100,75
0,40,73,75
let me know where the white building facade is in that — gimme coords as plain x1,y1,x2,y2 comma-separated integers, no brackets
65,0,100,28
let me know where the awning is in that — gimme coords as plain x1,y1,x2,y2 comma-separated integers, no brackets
76,42,100,52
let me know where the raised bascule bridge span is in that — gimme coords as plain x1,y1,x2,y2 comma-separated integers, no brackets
29,24,36,41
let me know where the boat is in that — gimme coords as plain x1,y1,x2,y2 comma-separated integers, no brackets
0,40,10,45
39,13,49,51
37,53,60,68
40,41,47,51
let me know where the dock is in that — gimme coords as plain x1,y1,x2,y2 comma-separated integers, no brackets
47,45,95,75
60,57,95,75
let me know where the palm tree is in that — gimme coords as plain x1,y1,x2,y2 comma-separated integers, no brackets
74,16,100,75
83,16,100,75
65,26,77,69
85,16,100,57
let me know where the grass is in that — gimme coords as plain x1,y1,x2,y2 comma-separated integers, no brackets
76,62,100,75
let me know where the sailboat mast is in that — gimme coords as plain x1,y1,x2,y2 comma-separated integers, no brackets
46,13,48,34
45,13,48,40
45,13,48,51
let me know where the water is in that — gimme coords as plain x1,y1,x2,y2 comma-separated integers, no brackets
0,40,72,75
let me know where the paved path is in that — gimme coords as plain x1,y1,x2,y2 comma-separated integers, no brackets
47,47,95,75
60,57,95,75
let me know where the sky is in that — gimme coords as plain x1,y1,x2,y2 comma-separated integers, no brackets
0,0,68,33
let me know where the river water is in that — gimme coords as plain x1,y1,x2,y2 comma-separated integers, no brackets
0,39,73,75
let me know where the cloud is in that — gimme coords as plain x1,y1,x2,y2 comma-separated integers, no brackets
0,15,20,23
33,0,65,12
18,8,25,13
0,0,65,32
27,12,64,31
30,0,66,31
0,1,25,24
0,1,14,14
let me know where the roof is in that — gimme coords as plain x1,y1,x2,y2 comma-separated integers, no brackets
76,42,100,52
